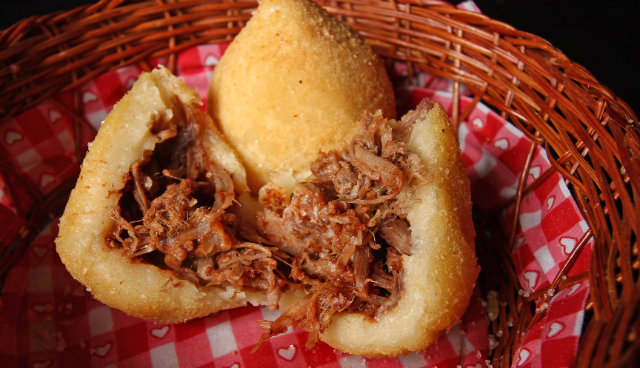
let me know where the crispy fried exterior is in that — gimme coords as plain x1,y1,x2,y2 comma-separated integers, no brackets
318,101,479,356
55,65,477,355
208,0,396,192
55,67,301,323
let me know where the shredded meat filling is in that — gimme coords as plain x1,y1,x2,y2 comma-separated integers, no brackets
109,103,429,349
109,106,283,309
256,109,427,347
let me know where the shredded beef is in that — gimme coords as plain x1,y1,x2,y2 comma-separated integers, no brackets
110,103,430,350
110,105,282,309
256,110,427,347
379,219,413,256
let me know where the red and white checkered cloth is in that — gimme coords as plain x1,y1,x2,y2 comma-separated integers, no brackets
0,3,591,367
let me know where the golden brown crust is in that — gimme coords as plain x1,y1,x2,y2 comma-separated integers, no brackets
56,0,477,352
319,102,478,356
55,65,476,355
208,0,396,192
55,67,301,323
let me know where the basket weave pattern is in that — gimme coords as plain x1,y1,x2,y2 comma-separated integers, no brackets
1,1,639,366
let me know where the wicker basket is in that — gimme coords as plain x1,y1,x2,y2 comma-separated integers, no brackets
1,0,638,366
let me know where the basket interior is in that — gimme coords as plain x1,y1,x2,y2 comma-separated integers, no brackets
1,1,639,366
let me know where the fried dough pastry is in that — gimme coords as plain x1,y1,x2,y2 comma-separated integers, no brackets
55,67,301,323
316,101,478,356
208,0,396,191
56,1,477,355
56,67,477,355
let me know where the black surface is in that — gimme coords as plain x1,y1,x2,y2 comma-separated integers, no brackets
2,0,639,114
475,0,639,116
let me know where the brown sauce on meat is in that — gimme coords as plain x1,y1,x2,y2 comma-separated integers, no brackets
108,104,430,348
108,106,285,309
256,110,426,347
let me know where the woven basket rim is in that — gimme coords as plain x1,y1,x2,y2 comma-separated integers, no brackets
1,1,639,367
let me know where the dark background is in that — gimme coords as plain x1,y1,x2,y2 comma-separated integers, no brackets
2,0,639,114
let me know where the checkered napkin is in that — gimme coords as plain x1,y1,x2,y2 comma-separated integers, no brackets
0,4,591,367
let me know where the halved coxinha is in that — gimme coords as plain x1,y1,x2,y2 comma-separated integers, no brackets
56,66,478,357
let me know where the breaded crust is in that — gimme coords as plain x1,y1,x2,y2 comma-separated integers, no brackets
208,0,396,192
55,67,300,323
55,66,477,355
320,101,479,356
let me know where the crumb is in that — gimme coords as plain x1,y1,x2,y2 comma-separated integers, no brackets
536,302,549,313
488,334,499,351
487,290,499,322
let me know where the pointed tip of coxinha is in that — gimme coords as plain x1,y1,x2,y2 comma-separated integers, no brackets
208,0,396,192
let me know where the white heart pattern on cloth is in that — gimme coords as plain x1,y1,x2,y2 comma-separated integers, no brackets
472,117,484,129
524,271,538,289
204,55,219,67
561,237,577,255
49,109,62,123
517,348,530,366
547,322,564,338
494,138,509,150
529,166,541,180
546,196,555,210
151,326,169,338
5,130,22,144
93,342,112,357
277,344,296,361
33,245,49,258
82,91,97,103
